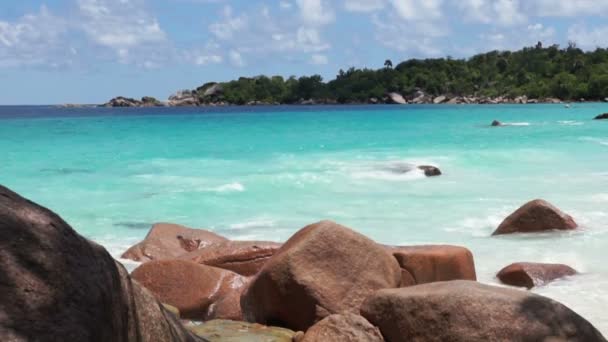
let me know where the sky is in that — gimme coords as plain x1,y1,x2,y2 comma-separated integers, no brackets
1,0,608,104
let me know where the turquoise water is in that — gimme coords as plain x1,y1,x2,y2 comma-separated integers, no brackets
2,104,608,331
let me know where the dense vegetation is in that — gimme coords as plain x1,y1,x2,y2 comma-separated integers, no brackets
196,43,608,104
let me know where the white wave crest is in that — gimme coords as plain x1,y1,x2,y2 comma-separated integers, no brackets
558,120,584,126
580,137,608,146
229,219,276,230
212,182,245,193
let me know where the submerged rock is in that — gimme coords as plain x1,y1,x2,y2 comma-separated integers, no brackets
132,260,247,320
0,184,202,342
417,165,442,177
301,313,384,342
121,222,228,262
492,199,578,235
491,120,502,126
497,262,577,289
180,240,282,276
188,320,296,342
361,280,606,342
241,220,401,331
387,245,476,286
594,113,608,120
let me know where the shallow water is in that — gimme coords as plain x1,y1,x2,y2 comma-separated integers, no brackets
1,104,607,332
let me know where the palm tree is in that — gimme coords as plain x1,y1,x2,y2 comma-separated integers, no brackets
384,59,393,69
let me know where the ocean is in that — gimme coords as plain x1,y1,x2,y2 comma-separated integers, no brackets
1,103,607,332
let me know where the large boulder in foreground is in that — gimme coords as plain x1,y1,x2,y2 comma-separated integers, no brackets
497,262,577,289
492,199,577,235
132,260,247,320
121,222,228,262
361,280,606,342
388,245,476,286
0,185,202,342
301,313,384,342
180,240,282,276
241,220,401,331
188,320,296,342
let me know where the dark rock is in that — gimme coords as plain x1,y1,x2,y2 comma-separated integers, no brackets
121,222,228,263
492,199,578,235
594,113,608,120
240,220,401,331
361,280,606,342
387,245,476,286
497,262,577,289
180,240,282,276
132,260,247,320
141,96,165,107
301,313,384,342
491,120,502,126
188,320,296,342
0,184,202,342
103,96,142,107
418,165,442,177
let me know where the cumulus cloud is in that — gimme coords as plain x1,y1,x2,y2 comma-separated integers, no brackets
296,0,334,25
343,0,385,12
567,24,608,50
310,53,328,64
0,6,70,68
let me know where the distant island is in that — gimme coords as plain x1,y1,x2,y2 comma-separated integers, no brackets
102,42,608,107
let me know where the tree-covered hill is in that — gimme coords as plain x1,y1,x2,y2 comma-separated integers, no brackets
104,43,608,106
195,43,608,105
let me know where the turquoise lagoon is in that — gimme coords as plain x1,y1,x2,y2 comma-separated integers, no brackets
1,104,607,331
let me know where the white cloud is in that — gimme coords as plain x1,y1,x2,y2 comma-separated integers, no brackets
388,0,442,21
280,1,293,10
567,24,608,50
77,0,168,63
344,0,385,12
0,6,69,68
457,0,525,26
209,6,248,40
530,0,608,17
310,53,328,64
229,49,245,66
296,0,335,25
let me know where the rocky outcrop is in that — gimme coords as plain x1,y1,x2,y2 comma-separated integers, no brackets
595,113,608,120
0,184,202,342
417,165,442,177
121,222,228,262
388,245,476,286
433,95,447,104
387,92,406,104
497,262,578,289
361,280,606,342
169,90,199,106
103,96,142,107
131,260,247,320
301,313,384,342
188,320,296,342
180,240,282,276
102,96,165,107
240,220,401,331
492,199,578,235
491,120,502,126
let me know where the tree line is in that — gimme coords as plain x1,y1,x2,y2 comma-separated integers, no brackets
196,43,608,104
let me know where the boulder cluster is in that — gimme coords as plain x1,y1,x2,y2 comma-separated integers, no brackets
1,184,604,341
102,96,166,107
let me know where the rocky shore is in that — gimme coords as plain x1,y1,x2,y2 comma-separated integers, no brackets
1,184,606,341
101,86,595,108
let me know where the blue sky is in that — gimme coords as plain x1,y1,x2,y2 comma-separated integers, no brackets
1,0,608,104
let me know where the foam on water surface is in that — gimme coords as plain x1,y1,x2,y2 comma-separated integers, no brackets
1,103,608,333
